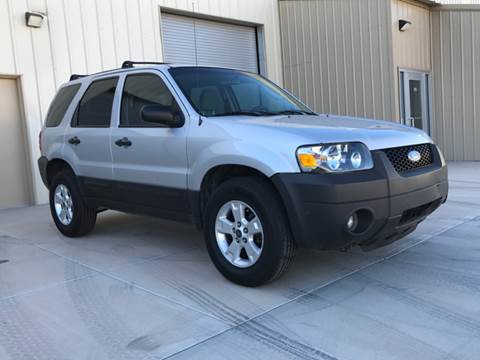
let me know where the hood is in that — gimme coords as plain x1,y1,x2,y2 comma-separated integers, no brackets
212,114,432,151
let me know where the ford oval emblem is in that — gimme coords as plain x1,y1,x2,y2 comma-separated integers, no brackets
408,150,421,162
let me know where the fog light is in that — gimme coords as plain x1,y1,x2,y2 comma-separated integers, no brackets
347,213,358,232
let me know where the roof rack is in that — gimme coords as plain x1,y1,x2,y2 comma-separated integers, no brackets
70,74,87,81
121,60,168,68
68,61,167,82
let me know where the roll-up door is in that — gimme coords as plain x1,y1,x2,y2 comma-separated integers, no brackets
162,13,259,73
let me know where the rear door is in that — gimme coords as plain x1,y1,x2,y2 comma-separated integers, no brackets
64,76,119,198
110,70,190,219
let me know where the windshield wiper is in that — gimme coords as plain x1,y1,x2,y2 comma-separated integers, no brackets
271,110,317,116
210,109,317,117
211,111,267,117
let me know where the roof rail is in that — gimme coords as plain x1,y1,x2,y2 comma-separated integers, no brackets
68,61,167,82
121,60,168,68
70,74,87,81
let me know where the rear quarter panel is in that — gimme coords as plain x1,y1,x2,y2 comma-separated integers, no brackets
42,80,87,174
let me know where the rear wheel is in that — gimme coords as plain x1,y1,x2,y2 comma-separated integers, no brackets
49,170,97,237
204,177,296,286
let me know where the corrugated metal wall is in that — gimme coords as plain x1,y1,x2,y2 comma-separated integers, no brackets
392,0,431,72
279,0,396,121
431,6,480,160
0,0,283,203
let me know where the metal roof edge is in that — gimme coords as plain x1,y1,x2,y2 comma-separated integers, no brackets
431,4,480,10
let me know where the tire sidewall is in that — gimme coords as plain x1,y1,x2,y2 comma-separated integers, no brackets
49,172,83,236
204,179,288,285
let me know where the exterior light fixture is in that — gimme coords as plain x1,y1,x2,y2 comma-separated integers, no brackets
25,12,45,28
399,20,412,32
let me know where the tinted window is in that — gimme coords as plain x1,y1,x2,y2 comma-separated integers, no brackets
121,74,182,127
75,77,118,127
45,84,81,127
169,67,313,117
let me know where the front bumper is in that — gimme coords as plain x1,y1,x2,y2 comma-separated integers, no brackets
272,145,448,251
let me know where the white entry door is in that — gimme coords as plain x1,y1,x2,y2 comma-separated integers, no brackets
0,78,32,208
400,70,430,134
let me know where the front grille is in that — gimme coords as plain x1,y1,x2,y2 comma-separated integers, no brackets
384,143,433,173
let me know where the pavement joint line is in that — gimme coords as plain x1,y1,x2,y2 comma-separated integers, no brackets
159,216,474,360
0,273,95,303
0,244,198,303
0,226,202,272
27,242,227,324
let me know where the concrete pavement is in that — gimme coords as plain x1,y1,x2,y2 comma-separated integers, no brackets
0,162,479,359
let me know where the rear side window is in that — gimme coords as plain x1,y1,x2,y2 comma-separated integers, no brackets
45,84,81,127
120,73,181,127
74,77,118,127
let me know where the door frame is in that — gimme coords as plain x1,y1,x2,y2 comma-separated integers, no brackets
0,75,34,208
398,68,432,135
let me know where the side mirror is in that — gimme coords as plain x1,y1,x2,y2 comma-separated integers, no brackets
141,104,184,128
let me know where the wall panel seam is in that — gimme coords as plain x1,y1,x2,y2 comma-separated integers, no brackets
61,0,73,73
26,0,44,123
378,0,386,119
340,0,347,115
308,0,316,109
460,15,466,159
78,0,89,73
93,0,104,70
348,0,357,116
473,12,478,158
108,0,119,65
449,11,456,159
6,0,18,74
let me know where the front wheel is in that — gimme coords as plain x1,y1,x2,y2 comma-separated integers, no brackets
49,170,97,237
204,177,296,286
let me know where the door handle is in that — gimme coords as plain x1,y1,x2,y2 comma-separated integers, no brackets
115,137,132,147
68,136,81,145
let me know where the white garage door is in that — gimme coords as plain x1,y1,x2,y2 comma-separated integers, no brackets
161,13,259,73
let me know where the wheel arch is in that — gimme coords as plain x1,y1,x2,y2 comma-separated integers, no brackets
192,164,292,238
46,158,76,186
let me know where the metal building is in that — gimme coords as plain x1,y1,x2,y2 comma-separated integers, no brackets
279,0,480,161
0,0,283,207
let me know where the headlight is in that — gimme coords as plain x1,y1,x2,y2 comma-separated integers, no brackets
296,142,373,173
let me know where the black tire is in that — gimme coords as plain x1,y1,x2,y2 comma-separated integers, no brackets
204,176,296,287
49,170,97,237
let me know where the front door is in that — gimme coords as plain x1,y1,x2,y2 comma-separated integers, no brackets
400,70,430,134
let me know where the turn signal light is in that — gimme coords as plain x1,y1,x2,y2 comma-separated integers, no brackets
298,153,317,168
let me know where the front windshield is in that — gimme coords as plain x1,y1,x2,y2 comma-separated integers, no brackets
169,67,315,117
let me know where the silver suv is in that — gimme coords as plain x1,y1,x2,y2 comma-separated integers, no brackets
38,61,448,286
